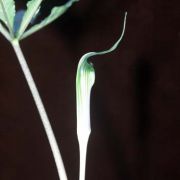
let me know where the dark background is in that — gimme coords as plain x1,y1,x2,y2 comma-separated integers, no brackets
0,0,180,179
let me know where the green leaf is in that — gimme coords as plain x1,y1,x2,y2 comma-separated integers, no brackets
0,0,15,35
0,22,11,41
76,12,127,180
17,0,43,39
21,0,78,40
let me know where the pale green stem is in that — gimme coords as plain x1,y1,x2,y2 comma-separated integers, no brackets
11,39,68,180
78,134,90,180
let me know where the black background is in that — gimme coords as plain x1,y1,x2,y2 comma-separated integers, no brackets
0,0,180,179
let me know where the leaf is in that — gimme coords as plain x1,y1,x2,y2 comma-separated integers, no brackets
76,12,127,180
0,22,11,41
17,0,43,39
21,0,78,40
0,0,15,34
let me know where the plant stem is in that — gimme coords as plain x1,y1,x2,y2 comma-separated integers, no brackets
11,39,68,180
78,133,90,180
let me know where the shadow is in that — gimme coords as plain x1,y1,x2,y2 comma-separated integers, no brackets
134,59,153,179
91,89,131,180
134,59,153,141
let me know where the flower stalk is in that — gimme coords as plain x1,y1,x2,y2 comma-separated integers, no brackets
76,12,127,180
